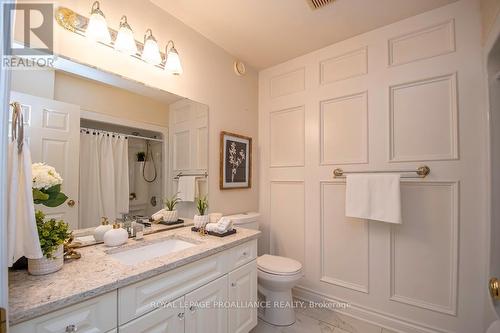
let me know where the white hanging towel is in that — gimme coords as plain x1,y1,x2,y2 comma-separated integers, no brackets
113,135,129,215
177,176,197,202
345,174,402,224
7,114,43,266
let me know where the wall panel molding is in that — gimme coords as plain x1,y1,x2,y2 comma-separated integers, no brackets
320,181,370,294
269,68,306,98
320,92,368,165
270,181,305,266
270,106,305,167
389,73,458,162
388,19,455,66
320,47,368,85
390,181,459,316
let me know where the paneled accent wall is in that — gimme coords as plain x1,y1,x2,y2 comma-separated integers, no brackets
258,1,487,332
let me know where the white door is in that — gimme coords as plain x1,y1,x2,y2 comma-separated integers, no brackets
119,296,185,333
228,261,257,333
185,275,228,333
10,91,80,229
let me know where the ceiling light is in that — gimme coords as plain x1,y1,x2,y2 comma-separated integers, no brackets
165,41,183,75
114,16,137,55
85,1,111,43
141,29,162,65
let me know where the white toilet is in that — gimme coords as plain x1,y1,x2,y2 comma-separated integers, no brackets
227,212,303,326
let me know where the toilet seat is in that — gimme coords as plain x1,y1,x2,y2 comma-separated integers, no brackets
257,254,302,276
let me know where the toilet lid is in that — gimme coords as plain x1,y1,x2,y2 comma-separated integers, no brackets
257,254,302,276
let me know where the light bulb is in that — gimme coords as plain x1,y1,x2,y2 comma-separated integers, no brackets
141,29,162,65
86,1,111,44
165,42,183,75
114,16,137,55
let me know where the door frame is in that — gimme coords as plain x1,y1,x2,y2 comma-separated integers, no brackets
0,0,14,326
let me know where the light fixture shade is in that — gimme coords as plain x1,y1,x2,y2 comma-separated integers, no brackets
165,47,183,75
114,16,137,55
86,2,111,43
141,30,162,65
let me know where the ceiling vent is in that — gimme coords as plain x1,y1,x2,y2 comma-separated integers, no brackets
307,0,335,10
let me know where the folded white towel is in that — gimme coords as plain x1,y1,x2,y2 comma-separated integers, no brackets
151,209,165,221
205,218,234,234
345,174,402,224
178,176,196,202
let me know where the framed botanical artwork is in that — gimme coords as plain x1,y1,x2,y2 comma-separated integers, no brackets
220,131,252,189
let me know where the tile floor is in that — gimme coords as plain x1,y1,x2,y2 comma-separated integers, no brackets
250,301,398,333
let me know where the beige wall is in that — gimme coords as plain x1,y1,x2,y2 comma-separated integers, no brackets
481,0,500,41
54,72,169,126
44,0,258,215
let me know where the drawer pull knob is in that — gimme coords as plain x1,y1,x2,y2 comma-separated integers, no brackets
178,312,185,320
189,305,196,312
242,252,248,256
65,325,77,332
231,282,236,287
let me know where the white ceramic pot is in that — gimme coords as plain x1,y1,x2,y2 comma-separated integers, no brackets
28,245,64,275
103,227,129,247
163,210,178,222
93,224,112,242
194,214,210,228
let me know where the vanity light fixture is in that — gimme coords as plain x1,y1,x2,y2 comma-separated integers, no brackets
55,3,183,75
142,29,162,66
114,16,137,55
164,40,183,75
85,1,111,43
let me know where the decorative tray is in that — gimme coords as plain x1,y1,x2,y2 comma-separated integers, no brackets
191,227,237,237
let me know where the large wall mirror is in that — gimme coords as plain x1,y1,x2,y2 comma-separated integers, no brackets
9,57,209,234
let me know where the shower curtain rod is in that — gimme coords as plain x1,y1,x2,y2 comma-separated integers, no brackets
80,127,163,142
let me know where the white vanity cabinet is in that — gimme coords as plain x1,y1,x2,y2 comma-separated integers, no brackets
10,239,258,333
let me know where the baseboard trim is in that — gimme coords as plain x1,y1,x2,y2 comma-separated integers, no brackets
293,286,454,333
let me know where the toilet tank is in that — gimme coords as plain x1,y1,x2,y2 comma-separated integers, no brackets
225,212,260,230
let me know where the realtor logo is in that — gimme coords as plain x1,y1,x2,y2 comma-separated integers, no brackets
3,3,55,69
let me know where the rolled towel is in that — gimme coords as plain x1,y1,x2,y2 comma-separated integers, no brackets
151,209,165,222
217,217,233,232
205,223,218,232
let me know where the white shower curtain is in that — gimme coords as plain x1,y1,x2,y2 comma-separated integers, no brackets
79,131,129,228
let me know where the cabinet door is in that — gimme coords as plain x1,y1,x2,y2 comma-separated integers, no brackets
228,261,257,333
185,276,228,333
119,296,185,333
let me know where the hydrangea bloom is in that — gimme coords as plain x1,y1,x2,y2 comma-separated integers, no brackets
32,163,63,190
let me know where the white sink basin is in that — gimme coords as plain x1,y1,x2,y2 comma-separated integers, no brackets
108,237,197,266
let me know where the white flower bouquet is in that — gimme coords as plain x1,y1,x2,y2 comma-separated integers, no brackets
32,163,68,207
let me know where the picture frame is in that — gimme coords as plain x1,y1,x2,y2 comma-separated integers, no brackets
220,131,252,189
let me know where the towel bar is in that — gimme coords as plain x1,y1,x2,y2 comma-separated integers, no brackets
333,166,430,179
174,172,208,180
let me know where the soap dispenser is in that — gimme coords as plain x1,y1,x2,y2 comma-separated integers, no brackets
93,217,112,242
103,222,129,247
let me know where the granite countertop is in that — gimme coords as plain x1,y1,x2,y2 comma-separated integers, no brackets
9,226,261,325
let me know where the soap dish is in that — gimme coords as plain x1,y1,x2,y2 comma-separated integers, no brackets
191,227,237,237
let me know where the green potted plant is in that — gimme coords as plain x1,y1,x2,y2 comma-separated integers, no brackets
163,193,181,222
29,163,71,275
194,196,209,228
136,151,146,162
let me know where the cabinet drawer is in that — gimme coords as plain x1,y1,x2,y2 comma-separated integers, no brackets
228,240,257,271
118,251,226,325
10,291,117,333
119,296,184,333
